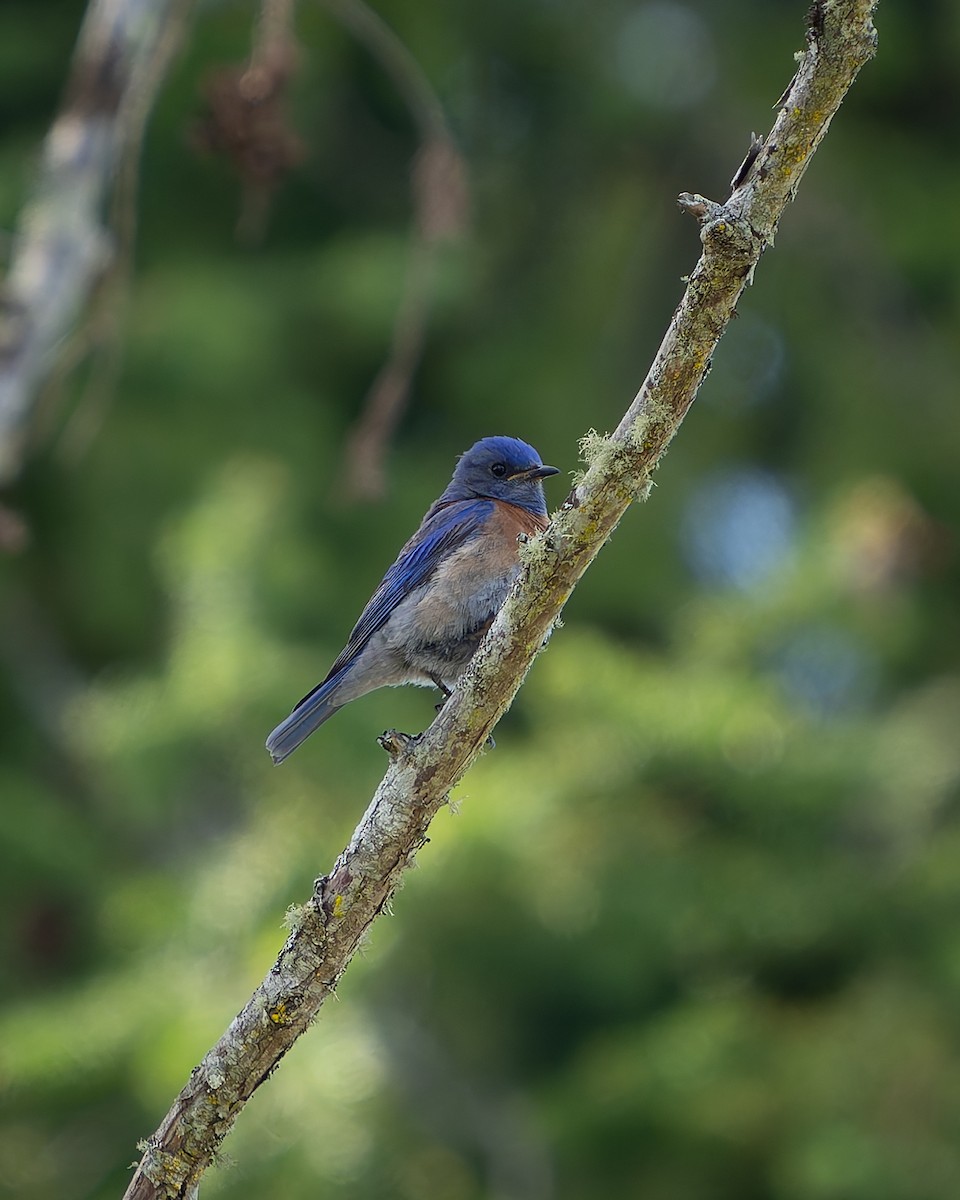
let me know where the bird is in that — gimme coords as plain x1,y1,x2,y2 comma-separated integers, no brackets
266,435,560,763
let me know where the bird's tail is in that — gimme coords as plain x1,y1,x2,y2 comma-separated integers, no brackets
266,677,343,764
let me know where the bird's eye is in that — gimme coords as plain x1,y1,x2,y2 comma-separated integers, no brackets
490,463,507,478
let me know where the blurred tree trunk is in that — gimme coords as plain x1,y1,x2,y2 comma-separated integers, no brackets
0,0,190,483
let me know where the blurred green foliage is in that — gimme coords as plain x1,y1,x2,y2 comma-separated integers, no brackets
2,0,960,1197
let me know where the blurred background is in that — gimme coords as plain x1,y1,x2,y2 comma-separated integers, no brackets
2,0,960,1197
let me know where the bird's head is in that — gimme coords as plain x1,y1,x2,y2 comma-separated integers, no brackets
443,436,559,516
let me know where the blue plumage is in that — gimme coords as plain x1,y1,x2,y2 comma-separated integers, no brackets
266,436,558,763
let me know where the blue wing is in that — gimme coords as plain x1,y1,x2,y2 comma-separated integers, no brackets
267,498,493,763
304,497,493,699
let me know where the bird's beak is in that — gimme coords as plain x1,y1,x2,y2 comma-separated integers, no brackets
511,464,560,482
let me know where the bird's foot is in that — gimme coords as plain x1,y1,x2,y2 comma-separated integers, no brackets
378,729,419,757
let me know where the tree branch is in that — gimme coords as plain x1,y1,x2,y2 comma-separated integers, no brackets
326,0,469,499
123,2,878,1196
342,135,468,500
0,0,191,484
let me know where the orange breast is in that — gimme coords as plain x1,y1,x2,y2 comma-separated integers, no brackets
489,500,549,539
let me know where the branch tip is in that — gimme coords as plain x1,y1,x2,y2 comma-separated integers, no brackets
378,729,418,757
730,132,765,191
677,192,722,224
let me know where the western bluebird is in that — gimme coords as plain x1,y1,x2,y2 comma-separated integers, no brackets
266,436,559,763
